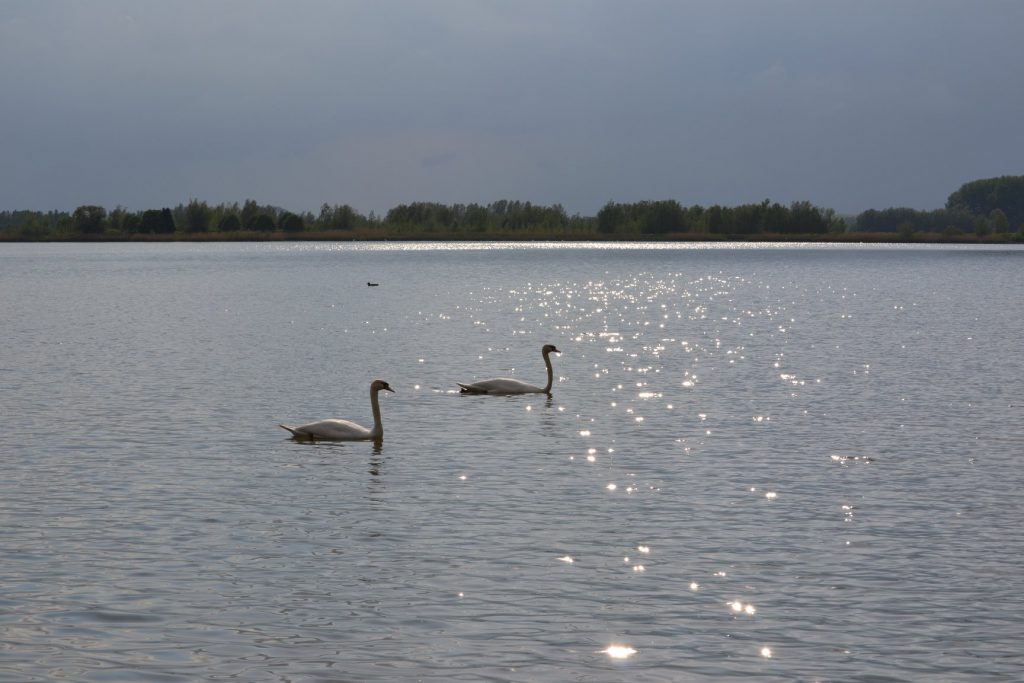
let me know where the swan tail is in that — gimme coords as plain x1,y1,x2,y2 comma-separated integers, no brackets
458,383,487,394
279,424,306,438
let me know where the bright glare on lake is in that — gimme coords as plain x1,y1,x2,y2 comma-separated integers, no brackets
1,241,1022,682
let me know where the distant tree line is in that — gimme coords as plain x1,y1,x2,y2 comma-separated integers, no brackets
0,199,335,240
384,200,579,234
0,199,591,240
853,176,1024,238
2,176,1023,241
597,199,843,235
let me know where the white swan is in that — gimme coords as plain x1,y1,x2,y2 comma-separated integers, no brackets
458,344,560,395
280,379,394,440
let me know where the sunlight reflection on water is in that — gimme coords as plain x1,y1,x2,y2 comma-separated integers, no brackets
269,240,1024,253
601,644,638,659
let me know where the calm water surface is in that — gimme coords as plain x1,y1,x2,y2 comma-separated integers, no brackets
1,242,1022,682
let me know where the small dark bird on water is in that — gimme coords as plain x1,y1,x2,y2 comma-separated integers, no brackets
367,282,379,286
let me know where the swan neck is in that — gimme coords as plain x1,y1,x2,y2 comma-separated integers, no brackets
369,388,384,437
542,351,554,393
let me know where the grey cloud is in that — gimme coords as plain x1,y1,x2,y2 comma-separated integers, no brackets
2,1,1022,216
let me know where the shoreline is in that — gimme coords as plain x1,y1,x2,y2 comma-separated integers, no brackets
1,231,1020,245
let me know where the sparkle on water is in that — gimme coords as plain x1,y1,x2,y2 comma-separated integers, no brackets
602,645,638,659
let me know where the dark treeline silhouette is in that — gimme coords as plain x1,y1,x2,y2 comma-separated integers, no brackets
3,176,1023,241
853,176,1024,239
597,199,842,236
949,176,1024,225
855,207,978,236
385,200,578,234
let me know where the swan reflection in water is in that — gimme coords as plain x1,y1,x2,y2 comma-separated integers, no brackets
458,344,560,395
280,379,394,441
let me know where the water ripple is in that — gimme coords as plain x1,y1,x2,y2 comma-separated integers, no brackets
1,243,1022,681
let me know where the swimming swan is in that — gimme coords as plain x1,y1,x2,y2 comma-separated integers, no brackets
458,344,560,395
280,379,394,440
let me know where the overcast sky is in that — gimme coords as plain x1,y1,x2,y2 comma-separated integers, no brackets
2,1,1021,217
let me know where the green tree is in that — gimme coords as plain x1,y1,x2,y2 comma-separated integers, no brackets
990,209,1010,235
786,201,827,234
240,199,261,228
318,203,362,231
183,199,211,233
463,203,489,232
597,201,625,234
122,213,141,235
248,213,275,232
141,208,175,234
72,205,107,236
279,212,304,233
643,200,684,234
947,176,1024,226
706,205,724,234
107,206,132,236
218,213,241,233
55,214,75,238
16,213,49,239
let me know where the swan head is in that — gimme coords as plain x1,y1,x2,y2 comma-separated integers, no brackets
371,379,395,393
542,344,560,355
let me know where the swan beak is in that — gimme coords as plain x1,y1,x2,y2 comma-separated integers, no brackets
553,347,561,354
383,384,395,392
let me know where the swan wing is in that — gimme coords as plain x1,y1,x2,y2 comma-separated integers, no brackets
458,377,543,395
280,418,373,440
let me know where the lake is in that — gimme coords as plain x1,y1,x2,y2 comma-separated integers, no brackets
1,241,1022,682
